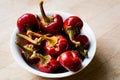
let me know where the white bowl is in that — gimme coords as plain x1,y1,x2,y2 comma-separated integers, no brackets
10,11,96,78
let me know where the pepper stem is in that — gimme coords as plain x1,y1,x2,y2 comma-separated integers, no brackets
30,51,51,66
27,31,58,47
15,40,29,52
27,30,51,37
45,36,59,47
15,40,51,63
77,45,88,58
17,33,41,45
40,0,50,22
37,54,51,66
15,40,33,59
65,26,80,47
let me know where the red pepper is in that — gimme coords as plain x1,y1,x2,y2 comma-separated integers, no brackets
37,58,67,73
70,35,90,58
15,41,40,64
44,35,68,57
39,0,63,34
67,35,89,58
63,16,83,47
59,50,82,72
75,35,90,50
17,13,40,32
17,31,68,58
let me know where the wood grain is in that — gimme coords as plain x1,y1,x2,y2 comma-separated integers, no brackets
0,0,120,80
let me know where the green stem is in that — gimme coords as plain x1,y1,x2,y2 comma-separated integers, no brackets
40,0,50,22
17,33,40,45
27,30,51,37
27,31,58,47
15,40,28,52
15,40,33,59
69,30,80,47
27,30,43,37
37,54,51,66
77,46,88,58
66,26,80,47
45,36,59,47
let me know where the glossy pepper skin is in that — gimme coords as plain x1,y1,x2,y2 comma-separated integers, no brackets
37,58,67,73
64,16,83,36
40,14,63,34
59,50,82,72
17,13,39,32
75,35,90,50
44,35,68,57
39,0,63,34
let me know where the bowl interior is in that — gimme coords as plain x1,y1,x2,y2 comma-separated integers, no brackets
10,11,96,78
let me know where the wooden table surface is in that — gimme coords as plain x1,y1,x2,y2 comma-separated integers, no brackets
0,0,120,80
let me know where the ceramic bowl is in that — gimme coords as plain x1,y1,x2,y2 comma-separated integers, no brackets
10,11,96,78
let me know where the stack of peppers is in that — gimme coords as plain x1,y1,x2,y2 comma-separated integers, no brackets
16,0,90,73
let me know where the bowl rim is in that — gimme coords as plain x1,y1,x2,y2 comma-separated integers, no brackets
10,11,96,78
